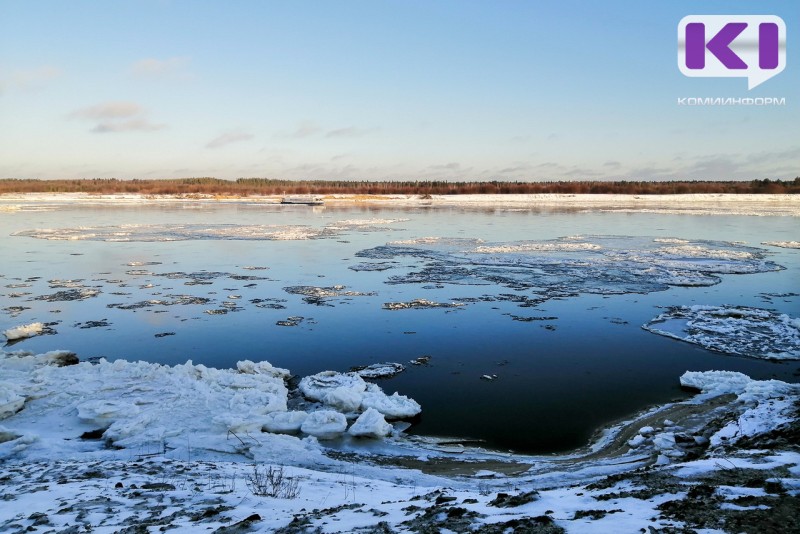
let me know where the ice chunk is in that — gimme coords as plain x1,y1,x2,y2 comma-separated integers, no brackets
3,322,44,341
236,360,291,380
0,383,25,419
627,434,647,448
77,400,139,426
348,408,392,438
680,370,753,395
361,384,422,419
323,387,363,413
351,362,405,379
298,371,367,403
300,410,347,439
262,411,308,434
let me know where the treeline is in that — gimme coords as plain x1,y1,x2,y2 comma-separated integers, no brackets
0,177,798,196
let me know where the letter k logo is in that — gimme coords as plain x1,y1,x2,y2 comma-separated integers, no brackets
686,22,748,69
678,15,786,89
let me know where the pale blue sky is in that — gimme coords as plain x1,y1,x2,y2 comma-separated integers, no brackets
1,1,797,181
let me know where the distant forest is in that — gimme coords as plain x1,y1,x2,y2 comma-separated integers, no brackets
1,178,798,196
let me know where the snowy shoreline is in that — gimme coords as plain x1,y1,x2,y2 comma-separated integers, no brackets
1,348,798,532
1,192,799,216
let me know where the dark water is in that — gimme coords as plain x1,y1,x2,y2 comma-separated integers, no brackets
1,201,798,453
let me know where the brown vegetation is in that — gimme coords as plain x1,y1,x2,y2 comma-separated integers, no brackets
0,177,798,196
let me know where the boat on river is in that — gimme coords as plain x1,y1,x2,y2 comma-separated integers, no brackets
280,195,324,205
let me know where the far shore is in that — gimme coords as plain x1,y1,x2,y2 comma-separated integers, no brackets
2,192,799,216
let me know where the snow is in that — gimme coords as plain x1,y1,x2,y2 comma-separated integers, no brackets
348,408,393,438
2,322,44,340
644,305,800,360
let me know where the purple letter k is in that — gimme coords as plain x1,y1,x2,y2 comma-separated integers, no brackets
686,22,748,70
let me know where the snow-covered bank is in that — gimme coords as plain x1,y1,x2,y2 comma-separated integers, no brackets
1,349,798,532
2,192,799,216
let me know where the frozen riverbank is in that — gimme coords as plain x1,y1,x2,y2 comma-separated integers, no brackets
1,349,798,532
2,192,799,217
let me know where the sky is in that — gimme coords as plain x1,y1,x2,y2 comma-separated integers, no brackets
0,0,797,181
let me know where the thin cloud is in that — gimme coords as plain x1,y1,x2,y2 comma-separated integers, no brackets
429,162,461,171
131,57,191,79
69,101,165,133
325,126,377,138
70,101,142,120
206,131,255,149
91,119,166,133
292,121,321,138
1,65,63,92
498,164,530,174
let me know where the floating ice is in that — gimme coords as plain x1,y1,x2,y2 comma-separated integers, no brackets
348,408,393,438
34,288,99,302
283,285,375,306
3,322,44,341
356,236,782,303
644,305,800,360
762,241,800,249
383,298,465,310
300,410,348,439
351,362,405,379
14,218,407,243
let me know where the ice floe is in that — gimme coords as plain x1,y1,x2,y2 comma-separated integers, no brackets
762,240,800,249
351,362,405,378
3,322,45,341
14,218,407,243
643,305,800,360
383,298,465,310
356,236,782,305
283,285,376,305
